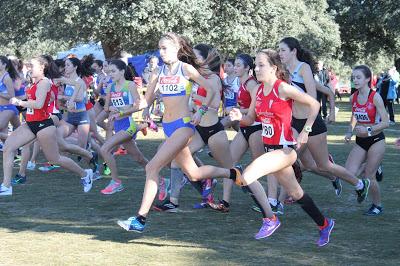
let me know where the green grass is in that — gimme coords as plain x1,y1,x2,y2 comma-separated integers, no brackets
1,100,399,265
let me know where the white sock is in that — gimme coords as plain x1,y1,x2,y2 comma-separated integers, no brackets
355,179,364,190
268,198,278,206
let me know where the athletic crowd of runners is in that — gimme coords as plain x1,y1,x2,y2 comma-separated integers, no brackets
0,33,398,247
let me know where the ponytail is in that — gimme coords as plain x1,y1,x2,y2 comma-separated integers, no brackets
39,55,61,79
0,55,18,80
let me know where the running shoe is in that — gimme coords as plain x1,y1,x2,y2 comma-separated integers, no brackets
328,154,342,196
364,204,383,216
207,151,214,158
376,165,383,182
201,178,217,198
193,191,214,209
27,161,36,170
117,216,145,233
13,155,22,163
101,179,124,195
317,218,335,247
81,169,93,193
272,202,284,215
356,178,370,203
89,151,99,172
153,200,179,213
233,165,244,186
0,184,12,196
331,177,342,197
38,163,60,172
251,202,284,215
11,174,27,185
255,216,281,240
114,147,127,156
103,163,111,176
208,200,230,213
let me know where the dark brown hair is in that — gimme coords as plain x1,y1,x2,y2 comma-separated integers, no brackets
257,49,290,83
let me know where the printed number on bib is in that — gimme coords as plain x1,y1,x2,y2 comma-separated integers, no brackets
224,89,234,99
262,123,274,138
354,112,370,122
160,84,178,93
27,108,34,115
111,97,125,107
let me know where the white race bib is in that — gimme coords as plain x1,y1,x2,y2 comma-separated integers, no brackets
262,123,274,138
27,107,34,115
158,76,180,94
354,112,370,123
110,91,126,107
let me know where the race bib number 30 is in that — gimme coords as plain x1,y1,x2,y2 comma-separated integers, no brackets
354,112,370,122
262,123,274,138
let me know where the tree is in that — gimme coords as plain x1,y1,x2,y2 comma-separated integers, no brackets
328,0,400,69
1,0,340,61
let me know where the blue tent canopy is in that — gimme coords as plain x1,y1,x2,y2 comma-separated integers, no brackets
128,51,163,77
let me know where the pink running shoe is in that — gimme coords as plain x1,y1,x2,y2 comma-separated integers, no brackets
101,180,124,195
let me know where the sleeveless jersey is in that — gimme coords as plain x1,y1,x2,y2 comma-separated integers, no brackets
110,81,134,110
64,78,86,110
0,73,9,94
26,79,51,122
223,76,240,108
47,81,60,114
290,62,307,92
156,61,193,97
237,76,255,109
15,80,26,97
255,80,295,146
352,90,379,124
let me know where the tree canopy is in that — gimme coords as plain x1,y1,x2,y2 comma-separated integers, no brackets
0,0,398,75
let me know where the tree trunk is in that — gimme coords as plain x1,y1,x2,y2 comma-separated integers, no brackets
101,39,123,59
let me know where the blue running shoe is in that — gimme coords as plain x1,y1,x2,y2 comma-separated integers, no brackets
11,174,27,185
364,204,383,216
255,216,281,240
317,218,335,247
117,217,145,233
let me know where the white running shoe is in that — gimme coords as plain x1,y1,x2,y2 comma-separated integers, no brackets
27,161,36,170
81,169,93,193
0,184,12,196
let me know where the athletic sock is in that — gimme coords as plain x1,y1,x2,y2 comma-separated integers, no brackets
136,215,146,225
296,193,325,227
229,169,237,181
355,179,364,190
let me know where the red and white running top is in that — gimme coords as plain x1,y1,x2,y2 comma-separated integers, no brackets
26,79,51,122
255,80,296,146
351,90,379,124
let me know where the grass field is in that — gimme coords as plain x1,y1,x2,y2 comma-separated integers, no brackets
1,100,399,266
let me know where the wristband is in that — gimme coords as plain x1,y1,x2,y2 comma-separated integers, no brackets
119,111,124,117
198,105,208,116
